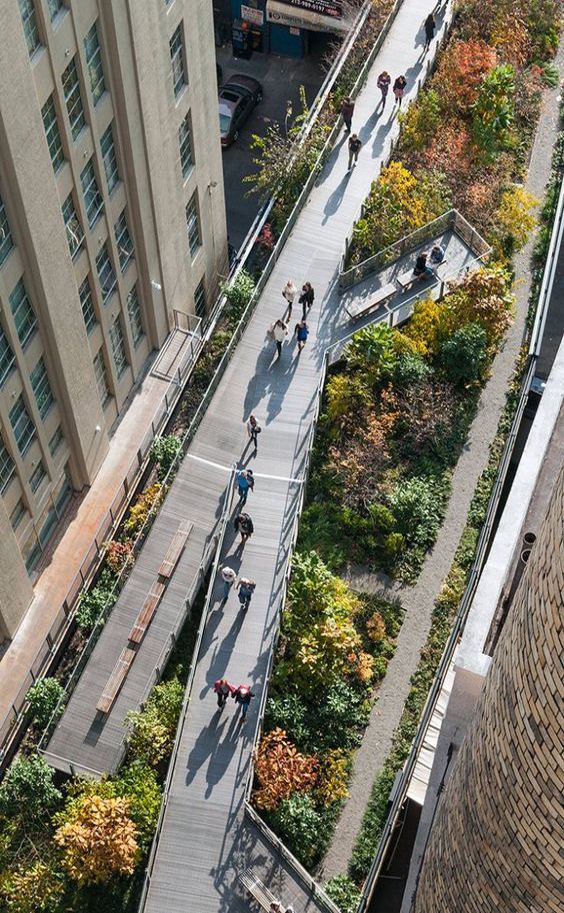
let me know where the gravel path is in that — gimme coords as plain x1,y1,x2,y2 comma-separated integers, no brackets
319,57,564,881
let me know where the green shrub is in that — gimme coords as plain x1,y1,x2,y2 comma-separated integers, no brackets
393,351,430,388
25,678,66,730
221,269,256,325
325,874,362,913
388,476,447,549
439,322,489,384
191,330,231,389
126,677,184,767
113,761,162,851
471,64,516,159
149,435,181,481
399,89,442,150
271,792,323,865
75,572,117,635
540,61,560,87
0,755,61,823
345,323,396,381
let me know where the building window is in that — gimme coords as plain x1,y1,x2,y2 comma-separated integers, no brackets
29,460,47,494
84,21,106,105
80,159,104,227
18,0,40,57
62,193,84,259
127,285,144,346
0,194,14,266
41,95,65,173
109,315,128,378
30,357,54,419
114,211,134,272
194,279,206,319
93,349,111,405
49,425,64,457
169,24,187,97
9,395,36,456
10,279,37,349
0,324,16,387
79,276,96,334
0,437,16,494
185,193,201,258
100,123,119,194
179,113,194,178
62,58,85,140
47,0,64,21
10,499,26,531
95,243,117,303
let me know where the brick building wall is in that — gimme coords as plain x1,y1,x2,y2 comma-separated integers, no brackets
414,468,564,913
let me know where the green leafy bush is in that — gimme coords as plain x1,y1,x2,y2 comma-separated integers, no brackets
222,269,256,325
0,755,61,823
471,64,516,158
149,435,181,481
113,762,162,851
345,323,396,382
25,678,66,730
393,351,430,388
399,89,442,150
75,570,117,635
126,677,184,767
325,874,362,913
271,792,323,865
439,322,489,384
389,476,447,549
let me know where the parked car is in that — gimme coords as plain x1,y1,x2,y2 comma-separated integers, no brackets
218,75,263,147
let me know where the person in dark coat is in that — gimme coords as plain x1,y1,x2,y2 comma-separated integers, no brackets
341,96,355,133
348,133,362,170
234,512,254,546
424,13,435,50
233,683,255,721
299,282,315,319
393,75,407,107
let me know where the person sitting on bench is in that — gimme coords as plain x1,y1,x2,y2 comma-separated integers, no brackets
429,243,445,266
413,252,433,280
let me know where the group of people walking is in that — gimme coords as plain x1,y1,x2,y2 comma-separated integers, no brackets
267,279,314,360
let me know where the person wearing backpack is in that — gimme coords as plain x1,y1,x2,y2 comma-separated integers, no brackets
233,683,255,721
295,319,309,354
234,512,254,547
299,282,314,319
237,577,256,611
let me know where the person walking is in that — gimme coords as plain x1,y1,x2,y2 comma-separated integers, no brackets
246,414,261,452
233,683,255,721
237,577,256,611
341,96,355,134
213,678,235,709
295,319,309,353
377,70,391,109
393,75,407,107
423,12,435,50
234,512,254,547
236,468,254,505
221,565,237,602
348,133,361,170
282,279,297,319
299,282,314,319
272,318,288,359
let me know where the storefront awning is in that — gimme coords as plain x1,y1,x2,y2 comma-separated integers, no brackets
266,0,350,34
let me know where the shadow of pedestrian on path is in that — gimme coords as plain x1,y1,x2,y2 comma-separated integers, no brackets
322,169,352,224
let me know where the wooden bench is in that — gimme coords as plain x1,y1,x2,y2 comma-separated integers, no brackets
97,647,136,714
158,520,193,578
128,580,166,644
346,281,397,320
239,868,279,911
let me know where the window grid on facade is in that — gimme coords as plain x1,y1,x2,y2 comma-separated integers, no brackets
100,123,119,194
0,325,16,387
114,211,134,272
169,24,187,97
185,193,201,257
127,285,144,346
80,159,104,227
62,193,84,259
179,113,194,177
62,58,85,140
93,349,111,405
48,425,64,457
9,396,36,456
79,276,97,334
10,499,26,531
10,279,37,349
30,357,54,419
19,0,40,57
84,22,106,105
47,0,63,21
29,461,46,494
0,195,14,266
41,95,65,173
194,279,206,319
109,315,128,378
0,437,16,494
95,243,117,303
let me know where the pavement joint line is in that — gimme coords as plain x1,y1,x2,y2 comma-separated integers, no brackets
185,451,304,484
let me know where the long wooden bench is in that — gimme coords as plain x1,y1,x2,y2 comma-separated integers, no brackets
346,281,397,320
158,520,193,578
239,868,280,911
97,647,136,714
128,580,166,644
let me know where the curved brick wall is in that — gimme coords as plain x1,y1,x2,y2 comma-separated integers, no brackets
414,470,564,913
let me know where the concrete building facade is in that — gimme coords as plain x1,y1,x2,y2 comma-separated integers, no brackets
0,0,227,637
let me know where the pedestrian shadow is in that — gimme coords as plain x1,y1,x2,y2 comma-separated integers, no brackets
185,712,227,786
322,169,351,224
203,713,241,798
265,346,300,424
315,131,347,187
358,106,382,144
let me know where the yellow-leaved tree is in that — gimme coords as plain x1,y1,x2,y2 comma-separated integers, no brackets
54,795,139,885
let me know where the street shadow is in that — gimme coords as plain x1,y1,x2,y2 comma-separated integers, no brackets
185,712,226,786
315,131,347,186
265,346,300,424
358,106,382,144
204,713,241,798
322,169,351,224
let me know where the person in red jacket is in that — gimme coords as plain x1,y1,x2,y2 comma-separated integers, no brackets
232,683,255,721
213,678,235,710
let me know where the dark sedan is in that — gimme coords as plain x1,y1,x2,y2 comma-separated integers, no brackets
218,74,263,148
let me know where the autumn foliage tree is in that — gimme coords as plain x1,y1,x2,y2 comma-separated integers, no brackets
253,728,318,812
434,39,497,111
54,795,139,885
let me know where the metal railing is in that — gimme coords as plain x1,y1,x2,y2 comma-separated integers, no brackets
529,168,564,357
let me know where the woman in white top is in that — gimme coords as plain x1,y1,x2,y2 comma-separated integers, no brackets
272,319,288,360
282,280,297,318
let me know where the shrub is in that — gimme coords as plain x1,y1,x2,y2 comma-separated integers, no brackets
434,39,498,111
253,729,318,812
149,435,181,481
401,298,446,357
0,861,64,913
221,269,256,324
344,323,396,381
328,413,393,512
388,477,447,549
326,374,372,426
389,378,461,464
103,538,133,576
271,792,323,865
494,185,537,254
315,749,350,805
75,572,117,635
25,678,66,730
471,64,516,159
55,795,139,885
0,755,61,822
439,322,489,384
399,90,441,150
123,483,163,536
126,677,184,767
113,762,162,851
393,351,430,388
366,611,386,642
325,874,362,913
445,264,515,347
